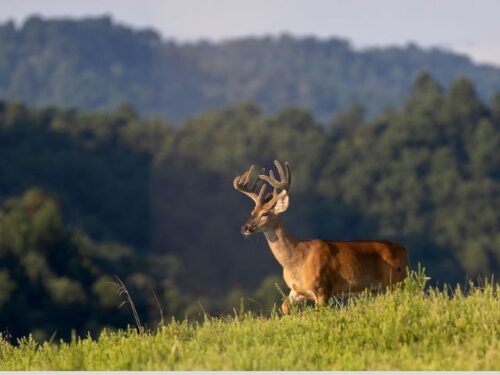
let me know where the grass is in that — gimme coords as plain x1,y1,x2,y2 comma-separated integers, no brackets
1,270,499,370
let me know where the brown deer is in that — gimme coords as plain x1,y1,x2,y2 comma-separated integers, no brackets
233,160,409,314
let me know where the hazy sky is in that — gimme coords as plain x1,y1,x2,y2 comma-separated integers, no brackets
1,0,500,66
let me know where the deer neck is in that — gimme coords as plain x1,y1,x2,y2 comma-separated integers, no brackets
263,219,300,268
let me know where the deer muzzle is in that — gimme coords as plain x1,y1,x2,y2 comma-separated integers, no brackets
241,223,256,236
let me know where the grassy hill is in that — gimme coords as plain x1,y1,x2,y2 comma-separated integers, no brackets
2,16,500,122
1,272,498,370
1,74,500,340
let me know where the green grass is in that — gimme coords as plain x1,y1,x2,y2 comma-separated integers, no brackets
1,271,499,370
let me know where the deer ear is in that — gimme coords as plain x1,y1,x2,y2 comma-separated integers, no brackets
272,191,289,214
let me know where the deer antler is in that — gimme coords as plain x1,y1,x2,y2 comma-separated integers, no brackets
259,160,291,191
233,165,267,206
258,160,292,204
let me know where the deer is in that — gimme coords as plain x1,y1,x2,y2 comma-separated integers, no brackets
233,160,409,314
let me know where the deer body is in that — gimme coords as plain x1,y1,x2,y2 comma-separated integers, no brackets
234,160,409,314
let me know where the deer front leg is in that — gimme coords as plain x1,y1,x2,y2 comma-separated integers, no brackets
315,291,330,309
280,289,306,314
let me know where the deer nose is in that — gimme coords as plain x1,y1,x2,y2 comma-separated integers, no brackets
241,224,253,235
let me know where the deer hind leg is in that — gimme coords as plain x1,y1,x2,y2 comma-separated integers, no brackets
280,289,306,314
380,250,402,270
316,292,329,308
380,261,405,289
379,249,405,284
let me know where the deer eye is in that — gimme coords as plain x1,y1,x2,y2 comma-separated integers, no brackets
261,212,269,217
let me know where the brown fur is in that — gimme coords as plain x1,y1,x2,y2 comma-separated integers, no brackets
235,161,410,314
282,239,408,312
250,213,409,314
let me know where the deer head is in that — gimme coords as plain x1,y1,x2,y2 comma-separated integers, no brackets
233,160,292,236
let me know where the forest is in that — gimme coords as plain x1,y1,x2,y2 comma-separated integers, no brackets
0,72,499,341
2,16,500,122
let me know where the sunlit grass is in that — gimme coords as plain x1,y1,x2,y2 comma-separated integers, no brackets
1,270,499,370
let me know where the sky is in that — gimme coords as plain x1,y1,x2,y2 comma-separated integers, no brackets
1,0,500,66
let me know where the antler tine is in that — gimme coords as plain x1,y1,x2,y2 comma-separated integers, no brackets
285,161,291,189
243,167,252,186
257,183,267,203
258,160,291,192
233,165,267,206
274,160,285,181
275,160,292,190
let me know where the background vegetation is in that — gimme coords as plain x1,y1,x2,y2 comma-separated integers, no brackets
2,16,500,122
0,69,499,341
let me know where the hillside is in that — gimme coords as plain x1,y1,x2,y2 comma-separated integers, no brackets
1,16,500,122
1,274,499,370
1,72,500,341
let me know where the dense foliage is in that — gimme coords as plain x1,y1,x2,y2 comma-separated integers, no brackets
1,274,499,370
0,72,499,341
0,188,184,341
0,102,153,248
2,16,500,122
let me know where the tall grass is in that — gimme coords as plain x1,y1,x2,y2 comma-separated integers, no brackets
1,270,498,370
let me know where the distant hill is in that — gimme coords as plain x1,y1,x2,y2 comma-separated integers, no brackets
1,16,500,122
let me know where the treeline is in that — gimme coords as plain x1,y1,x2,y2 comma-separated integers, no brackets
0,73,499,341
0,188,182,341
2,16,500,122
